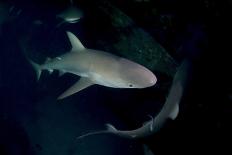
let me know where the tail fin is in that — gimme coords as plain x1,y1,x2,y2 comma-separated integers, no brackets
20,39,42,81
76,124,117,141
76,130,108,140
29,60,42,81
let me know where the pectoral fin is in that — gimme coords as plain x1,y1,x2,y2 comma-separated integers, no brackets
57,77,94,100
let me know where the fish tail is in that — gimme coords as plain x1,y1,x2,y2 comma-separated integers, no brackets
76,130,110,141
76,124,117,141
29,59,42,81
20,39,42,81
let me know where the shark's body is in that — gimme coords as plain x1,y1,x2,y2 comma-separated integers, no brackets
30,31,157,99
76,59,191,139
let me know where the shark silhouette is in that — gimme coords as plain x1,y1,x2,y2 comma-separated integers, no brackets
28,31,157,99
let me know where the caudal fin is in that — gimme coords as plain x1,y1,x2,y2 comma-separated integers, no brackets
20,39,42,81
76,124,117,141
76,130,107,140
28,59,42,81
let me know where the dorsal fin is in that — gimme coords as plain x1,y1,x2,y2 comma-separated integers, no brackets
105,124,117,132
66,31,85,52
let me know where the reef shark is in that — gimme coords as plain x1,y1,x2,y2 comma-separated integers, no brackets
76,59,191,139
28,31,157,99
57,6,83,23
56,0,83,26
0,1,21,33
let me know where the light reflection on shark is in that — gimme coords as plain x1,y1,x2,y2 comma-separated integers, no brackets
28,31,157,99
76,59,191,139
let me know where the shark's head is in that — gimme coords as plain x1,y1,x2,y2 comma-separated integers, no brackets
118,58,157,88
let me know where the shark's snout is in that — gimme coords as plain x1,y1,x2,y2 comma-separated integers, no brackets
138,65,157,88
149,74,157,86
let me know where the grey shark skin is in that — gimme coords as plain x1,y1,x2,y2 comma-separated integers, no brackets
76,59,191,140
31,31,157,99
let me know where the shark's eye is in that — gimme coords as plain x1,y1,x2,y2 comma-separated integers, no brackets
129,84,133,87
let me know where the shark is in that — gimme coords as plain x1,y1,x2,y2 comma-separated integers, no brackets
0,1,21,33
28,31,157,99
76,59,191,139
56,0,83,25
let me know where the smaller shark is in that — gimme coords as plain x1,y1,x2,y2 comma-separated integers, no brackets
0,1,21,33
56,0,83,26
57,6,83,23
76,59,191,139
28,31,157,99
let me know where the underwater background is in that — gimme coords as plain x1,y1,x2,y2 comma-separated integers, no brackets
0,0,232,154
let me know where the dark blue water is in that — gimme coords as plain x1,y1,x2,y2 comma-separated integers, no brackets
1,0,231,155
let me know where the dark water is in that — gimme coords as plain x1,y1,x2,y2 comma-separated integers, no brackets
1,0,232,155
